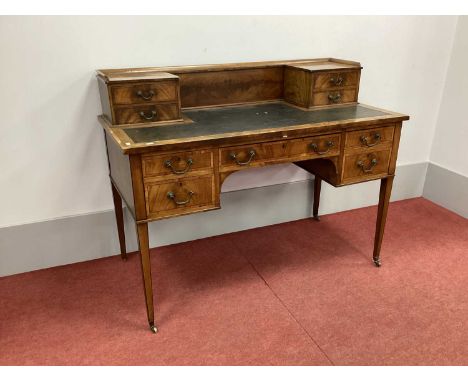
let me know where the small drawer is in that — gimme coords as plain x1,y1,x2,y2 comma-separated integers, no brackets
314,70,360,90
114,103,180,125
342,149,391,182
110,80,178,105
142,150,213,178
145,176,214,218
345,126,394,150
312,89,357,106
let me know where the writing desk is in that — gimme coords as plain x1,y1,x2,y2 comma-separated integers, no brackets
97,58,409,333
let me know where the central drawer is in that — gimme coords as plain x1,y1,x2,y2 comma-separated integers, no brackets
220,134,341,171
145,176,215,219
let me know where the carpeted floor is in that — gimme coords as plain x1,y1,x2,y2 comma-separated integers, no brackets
1,197,467,365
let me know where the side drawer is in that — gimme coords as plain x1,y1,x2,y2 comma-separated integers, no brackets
312,88,357,106
314,70,360,90
345,126,394,150
114,103,180,125
142,150,213,178
145,176,215,218
110,80,178,105
342,149,391,182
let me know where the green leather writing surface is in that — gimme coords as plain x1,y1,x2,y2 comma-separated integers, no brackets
124,103,389,143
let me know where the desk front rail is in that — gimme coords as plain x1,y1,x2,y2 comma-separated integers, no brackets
106,121,401,224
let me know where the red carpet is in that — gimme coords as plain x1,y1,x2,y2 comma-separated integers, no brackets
1,197,467,365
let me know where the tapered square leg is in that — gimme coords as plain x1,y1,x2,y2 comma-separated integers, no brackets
136,222,157,333
111,182,127,261
373,176,394,267
313,176,322,221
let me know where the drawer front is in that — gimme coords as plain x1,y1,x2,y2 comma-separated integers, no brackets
312,89,357,106
145,176,214,218
314,70,360,90
220,142,283,168
342,149,391,182
297,134,341,158
220,134,341,170
114,103,180,125
142,150,213,178
110,80,178,105
345,126,394,150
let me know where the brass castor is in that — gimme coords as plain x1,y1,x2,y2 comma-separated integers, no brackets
149,323,158,334
373,258,381,267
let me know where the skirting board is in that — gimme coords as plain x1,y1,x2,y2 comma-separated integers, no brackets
423,162,468,218
0,162,427,277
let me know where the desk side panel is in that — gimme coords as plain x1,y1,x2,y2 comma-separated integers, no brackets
284,67,311,108
105,130,135,215
294,157,341,185
98,76,113,122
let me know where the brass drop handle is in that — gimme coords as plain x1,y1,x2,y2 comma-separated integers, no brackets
229,149,256,166
139,110,157,120
164,158,193,175
360,133,381,147
357,157,378,173
329,76,344,86
328,92,342,103
167,190,194,205
310,140,334,155
136,90,155,100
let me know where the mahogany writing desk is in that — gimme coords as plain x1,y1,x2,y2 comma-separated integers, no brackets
97,58,409,333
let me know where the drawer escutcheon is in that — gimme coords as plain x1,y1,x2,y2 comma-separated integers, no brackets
167,190,195,206
164,157,193,175
136,89,155,100
360,133,381,147
329,76,344,86
310,140,334,155
229,149,256,166
357,155,378,173
139,110,157,120
328,92,342,103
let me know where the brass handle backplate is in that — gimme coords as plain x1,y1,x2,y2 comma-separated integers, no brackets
167,190,194,205
139,110,157,120
328,92,342,103
329,76,344,86
357,156,378,173
360,133,381,147
136,90,155,100
310,140,334,155
164,158,193,175
229,149,256,166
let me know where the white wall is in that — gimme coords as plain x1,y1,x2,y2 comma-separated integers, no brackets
429,16,468,177
0,16,457,228
421,16,468,219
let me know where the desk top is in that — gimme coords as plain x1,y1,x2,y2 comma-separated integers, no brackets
101,102,409,154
